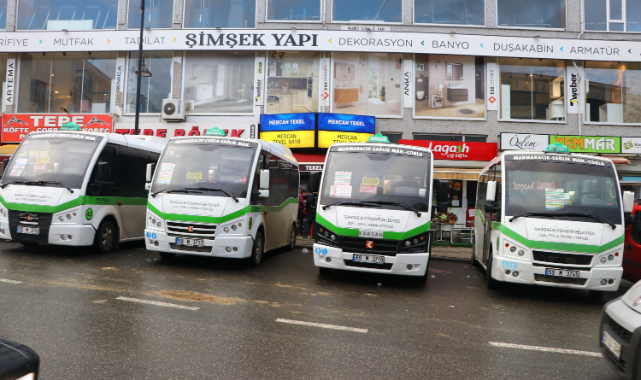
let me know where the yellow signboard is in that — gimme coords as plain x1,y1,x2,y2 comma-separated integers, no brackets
36,156,50,163
318,131,373,148
260,130,315,148
186,171,202,180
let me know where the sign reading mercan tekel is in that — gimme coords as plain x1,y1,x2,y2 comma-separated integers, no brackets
317,113,375,148
1,30,641,62
2,114,113,143
259,113,316,148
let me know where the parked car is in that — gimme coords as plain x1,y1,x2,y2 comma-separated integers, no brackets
624,203,641,283
0,336,40,379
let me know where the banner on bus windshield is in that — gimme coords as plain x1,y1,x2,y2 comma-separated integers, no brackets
2,114,113,143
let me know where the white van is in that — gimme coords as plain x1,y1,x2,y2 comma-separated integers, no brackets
144,128,299,266
0,126,167,252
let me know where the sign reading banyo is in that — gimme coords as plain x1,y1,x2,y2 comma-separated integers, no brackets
549,135,621,154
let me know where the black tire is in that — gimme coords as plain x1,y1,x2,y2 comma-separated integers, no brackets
19,241,38,247
94,220,116,253
286,223,296,251
248,230,265,267
159,252,176,260
319,266,332,275
487,249,500,289
589,290,605,302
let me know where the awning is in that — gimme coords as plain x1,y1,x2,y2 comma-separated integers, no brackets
434,168,482,180
602,156,631,165
0,144,18,156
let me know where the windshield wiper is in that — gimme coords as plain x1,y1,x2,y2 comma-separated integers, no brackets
184,188,239,203
25,180,74,193
364,200,422,217
322,201,382,210
151,188,203,197
510,212,617,230
0,181,26,189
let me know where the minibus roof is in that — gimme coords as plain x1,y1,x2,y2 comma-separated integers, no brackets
25,131,168,154
330,141,434,154
480,150,615,175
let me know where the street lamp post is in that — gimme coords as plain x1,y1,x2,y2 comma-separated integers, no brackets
134,0,152,135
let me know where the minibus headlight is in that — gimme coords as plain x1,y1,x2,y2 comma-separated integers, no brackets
510,246,517,253
600,256,607,264
231,224,237,231
0,207,7,218
401,233,428,252
315,224,341,248
58,216,64,222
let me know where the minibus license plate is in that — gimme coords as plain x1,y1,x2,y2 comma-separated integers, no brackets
176,238,204,247
353,254,385,264
17,226,39,235
545,268,580,278
602,331,621,359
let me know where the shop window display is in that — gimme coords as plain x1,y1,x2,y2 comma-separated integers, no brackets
266,51,320,114
17,0,118,30
183,51,254,114
414,54,485,119
584,61,641,124
331,52,403,118
17,52,117,113
499,58,565,121
126,51,172,114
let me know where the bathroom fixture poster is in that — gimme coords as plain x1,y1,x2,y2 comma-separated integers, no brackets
317,113,375,148
331,52,404,118
413,54,486,120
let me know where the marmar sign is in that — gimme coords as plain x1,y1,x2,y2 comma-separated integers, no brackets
0,29,640,62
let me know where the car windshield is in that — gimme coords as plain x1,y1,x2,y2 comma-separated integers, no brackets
151,139,258,199
504,154,622,224
2,134,103,189
319,146,432,212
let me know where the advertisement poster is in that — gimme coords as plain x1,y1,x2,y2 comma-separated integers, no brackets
259,113,316,148
317,113,375,148
2,114,113,143
414,54,485,119
399,139,497,161
113,120,255,139
549,135,620,153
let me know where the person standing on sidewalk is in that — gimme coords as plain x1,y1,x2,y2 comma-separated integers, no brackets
304,192,317,238
298,189,305,236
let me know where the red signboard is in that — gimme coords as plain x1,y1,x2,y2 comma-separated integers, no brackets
2,114,113,143
399,139,498,161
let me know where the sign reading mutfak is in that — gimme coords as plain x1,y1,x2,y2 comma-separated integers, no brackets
0,30,640,62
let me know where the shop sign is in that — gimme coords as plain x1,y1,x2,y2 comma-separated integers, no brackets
622,137,641,154
260,130,315,148
399,139,498,161
486,62,497,110
254,54,265,105
549,135,620,153
4,58,15,107
113,121,253,139
500,133,549,151
318,131,372,147
2,114,112,143
317,113,374,148
299,163,324,171
259,113,316,148
403,59,413,109
566,63,581,114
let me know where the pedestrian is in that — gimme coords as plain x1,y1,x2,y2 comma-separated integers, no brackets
304,192,317,238
298,189,305,235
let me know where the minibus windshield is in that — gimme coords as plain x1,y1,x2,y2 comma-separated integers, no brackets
320,147,432,212
504,155,621,224
2,134,103,190
151,140,257,199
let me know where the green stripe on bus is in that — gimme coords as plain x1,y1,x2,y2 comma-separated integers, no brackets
0,194,147,213
147,197,297,224
499,224,623,254
476,209,485,223
315,213,430,241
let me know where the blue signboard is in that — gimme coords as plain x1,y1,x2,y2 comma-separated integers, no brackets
317,113,375,133
260,113,316,132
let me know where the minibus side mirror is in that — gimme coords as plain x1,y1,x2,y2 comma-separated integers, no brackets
258,190,270,198
0,336,40,380
625,213,635,227
486,181,497,202
97,162,110,182
623,191,634,214
259,169,270,190
436,180,449,213
2,158,9,175
146,163,155,183
485,203,497,213
308,172,322,193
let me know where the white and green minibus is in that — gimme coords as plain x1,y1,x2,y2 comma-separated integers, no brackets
0,126,167,252
474,144,634,298
308,134,447,282
144,128,299,266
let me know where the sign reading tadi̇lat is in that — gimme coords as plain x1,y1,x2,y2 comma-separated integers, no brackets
399,140,498,161
2,114,112,143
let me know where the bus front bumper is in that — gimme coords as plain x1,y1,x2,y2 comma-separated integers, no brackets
144,229,252,259
493,256,623,291
1,222,96,246
313,244,429,276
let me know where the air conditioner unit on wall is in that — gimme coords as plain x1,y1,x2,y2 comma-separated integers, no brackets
161,99,186,121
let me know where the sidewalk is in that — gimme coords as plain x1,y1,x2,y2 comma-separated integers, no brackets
295,237,471,260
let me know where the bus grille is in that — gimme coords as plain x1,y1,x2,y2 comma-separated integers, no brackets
166,221,216,237
533,274,587,285
341,237,399,256
168,243,212,253
532,250,593,266
9,211,52,244
344,260,393,270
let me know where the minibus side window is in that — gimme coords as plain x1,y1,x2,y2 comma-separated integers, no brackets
632,213,641,245
118,147,159,198
251,152,267,204
89,145,118,196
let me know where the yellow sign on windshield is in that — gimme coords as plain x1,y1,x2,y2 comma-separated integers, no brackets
36,156,50,163
186,171,202,180
362,177,380,186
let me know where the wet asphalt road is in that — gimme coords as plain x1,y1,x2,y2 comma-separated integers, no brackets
0,239,630,380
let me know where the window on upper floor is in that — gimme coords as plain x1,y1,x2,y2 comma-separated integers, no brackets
128,0,174,29
585,0,641,31
414,0,484,25
332,0,402,23
584,61,641,124
0,0,7,29
184,0,256,28
497,0,566,28
18,52,117,113
17,0,118,30
267,0,320,21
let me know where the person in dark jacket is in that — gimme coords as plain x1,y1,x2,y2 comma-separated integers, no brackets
298,189,305,235
304,192,317,238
